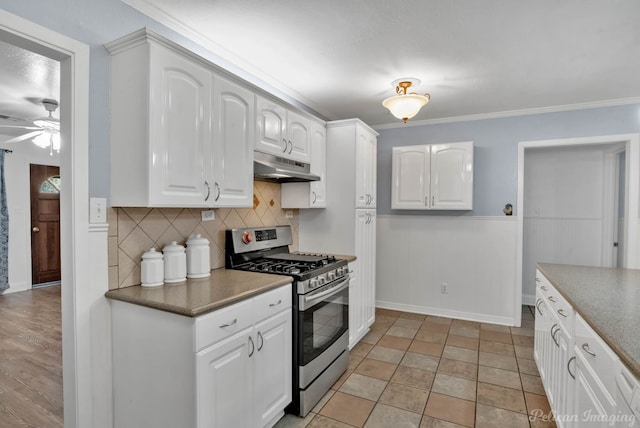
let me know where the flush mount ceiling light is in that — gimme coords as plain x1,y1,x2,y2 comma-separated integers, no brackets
382,78,430,123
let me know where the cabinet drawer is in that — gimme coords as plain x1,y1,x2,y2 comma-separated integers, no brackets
536,272,573,330
195,299,253,351
253,284,292,322
575,313,619,398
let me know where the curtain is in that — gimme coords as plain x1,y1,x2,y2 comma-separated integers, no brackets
0,150,8,291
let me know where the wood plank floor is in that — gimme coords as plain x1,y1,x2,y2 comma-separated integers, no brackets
0,285,63,427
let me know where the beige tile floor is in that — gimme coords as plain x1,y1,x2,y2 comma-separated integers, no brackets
275,306,557,428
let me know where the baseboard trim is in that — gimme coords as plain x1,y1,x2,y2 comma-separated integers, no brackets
376,300,517,327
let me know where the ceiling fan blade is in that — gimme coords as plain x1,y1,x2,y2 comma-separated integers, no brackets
0,124,41,130
3,130,43,144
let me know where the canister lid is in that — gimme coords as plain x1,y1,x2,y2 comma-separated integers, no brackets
142,248,163,260
163,241,185,253
187,233,209,247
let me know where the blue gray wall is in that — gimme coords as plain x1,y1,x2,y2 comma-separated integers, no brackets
0,0,318,199
377,103,640,216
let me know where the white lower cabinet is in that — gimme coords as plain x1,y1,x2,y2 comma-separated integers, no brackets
535,270,629,428
535,274,574,426
348,210,376,348
112,284,292,428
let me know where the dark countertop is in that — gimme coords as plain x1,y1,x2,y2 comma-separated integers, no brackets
105,268,292,317
537,263,640,378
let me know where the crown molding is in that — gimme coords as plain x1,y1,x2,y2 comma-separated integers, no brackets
120,0,333,119
373,97,640,131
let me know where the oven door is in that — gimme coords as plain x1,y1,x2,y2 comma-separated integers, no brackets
297,276,349,387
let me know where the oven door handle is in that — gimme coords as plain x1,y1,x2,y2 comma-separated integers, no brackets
301,276,350,310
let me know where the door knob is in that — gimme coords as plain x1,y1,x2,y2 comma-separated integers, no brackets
32,227,40,233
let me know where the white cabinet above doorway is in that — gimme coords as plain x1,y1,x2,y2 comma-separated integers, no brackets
392,141,473,210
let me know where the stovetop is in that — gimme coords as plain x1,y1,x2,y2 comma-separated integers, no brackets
234,252,345,280
225,226,349,292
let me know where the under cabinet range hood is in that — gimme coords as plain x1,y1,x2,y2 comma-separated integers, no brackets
253,151,320,183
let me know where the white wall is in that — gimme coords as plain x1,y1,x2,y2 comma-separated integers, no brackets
376,215,518,325
522,145,607,304
0,140,60,293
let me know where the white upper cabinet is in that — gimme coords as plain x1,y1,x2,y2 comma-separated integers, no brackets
355,124,377,208
256,96,288,156
211,77,255,207
392,141,473,210
256,95,310,163
391,145,430,209
281,120,327,209
109,32,214,207
107,29,253,208
286,110,311,162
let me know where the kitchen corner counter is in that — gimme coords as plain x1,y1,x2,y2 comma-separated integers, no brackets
105,268,292,317
537,263,640,378
335,254,357,263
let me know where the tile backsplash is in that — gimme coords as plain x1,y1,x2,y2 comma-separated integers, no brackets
107,181,299,289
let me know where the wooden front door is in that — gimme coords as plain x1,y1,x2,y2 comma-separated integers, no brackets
30,164,61,285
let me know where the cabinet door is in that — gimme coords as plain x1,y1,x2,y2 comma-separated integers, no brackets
309,122,327,208
149,45,212,206
196,330,253,428
573,353,616,428
253,309,292,428
430,142,473,210
363,210,376,328
211,77,254,207
351,210,376,346
355,128,377,208
391,145,430,209
555,323,573,428
348,266,361,349
256,96,288,156
287,110,311,162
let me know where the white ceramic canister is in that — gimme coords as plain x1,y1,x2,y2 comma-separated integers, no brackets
163,241,187,283
141,248,164,287
186,233,211,279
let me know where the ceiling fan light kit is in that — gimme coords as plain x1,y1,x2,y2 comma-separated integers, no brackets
382,78,430,123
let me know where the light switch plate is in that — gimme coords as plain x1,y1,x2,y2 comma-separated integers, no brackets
90,198,107,224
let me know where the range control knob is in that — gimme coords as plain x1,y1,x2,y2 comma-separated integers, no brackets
242,231,252,244
327,271,336,281
310,279,319,289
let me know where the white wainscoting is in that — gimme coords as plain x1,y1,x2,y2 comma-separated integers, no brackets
522,216,604,305
376,215,518,326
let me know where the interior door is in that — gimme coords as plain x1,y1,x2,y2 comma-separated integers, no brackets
30,164,61,285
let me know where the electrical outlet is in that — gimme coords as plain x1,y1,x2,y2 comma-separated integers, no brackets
285,210,293,219
201,210,216,222
441,283,448,294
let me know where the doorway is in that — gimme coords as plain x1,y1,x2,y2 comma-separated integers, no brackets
1,9,91,428
515,134,640,327
30,164,61,286
521,144,625,305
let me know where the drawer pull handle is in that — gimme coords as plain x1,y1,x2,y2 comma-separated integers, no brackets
550,324,559,347
540,286,547,291
557,309,568,318
582,343,596,357
219,318,238,328
257,331,264,351
548,296,556,302
535,278,541,283
248,336,255,358
567,356,576,379
269,299,282,307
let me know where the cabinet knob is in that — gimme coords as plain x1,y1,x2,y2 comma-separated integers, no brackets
32,227,40,233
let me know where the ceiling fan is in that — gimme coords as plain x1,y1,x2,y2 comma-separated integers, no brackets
0,99,60,155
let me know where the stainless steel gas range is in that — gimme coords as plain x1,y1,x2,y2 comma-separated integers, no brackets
226,225,350,416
